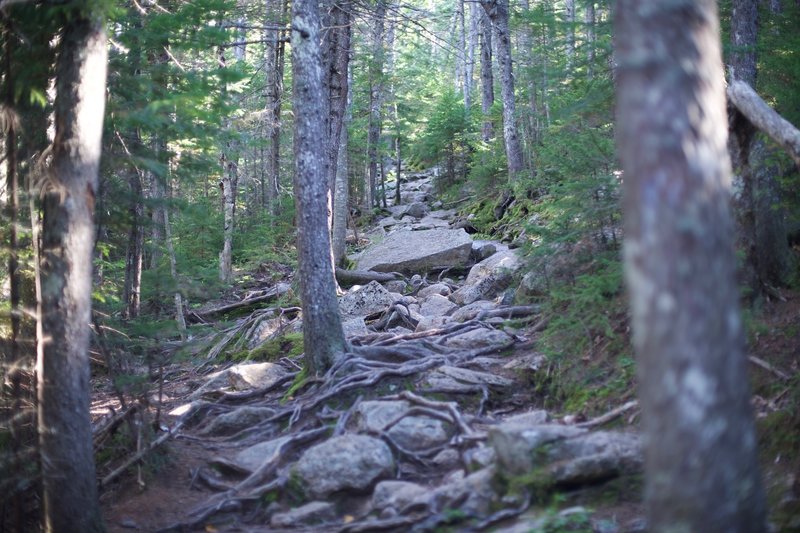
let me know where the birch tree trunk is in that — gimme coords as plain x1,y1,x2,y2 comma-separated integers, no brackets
38,10,107,531
481,0,524,178
615,0,767,529
292,0,347,374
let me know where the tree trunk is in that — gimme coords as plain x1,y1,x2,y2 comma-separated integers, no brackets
585,1,595,80
366,0,386,209
291,0,347,374
615,0,767,530
122,167,144,319
332,60,353,266
38,11,107,531
481,0,524,178
162,202,187,339
479,9,494,142
264,0,286,216
565,0,575,71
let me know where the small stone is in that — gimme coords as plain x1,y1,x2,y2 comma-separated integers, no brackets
444,328,514,349
417,283,451,299
199,406,275,436
232,435,292,472
339,281,395,318
371,480,428,512
419,293,458,317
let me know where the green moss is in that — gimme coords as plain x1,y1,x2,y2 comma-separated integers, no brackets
281,365,309,403
231,332,304,363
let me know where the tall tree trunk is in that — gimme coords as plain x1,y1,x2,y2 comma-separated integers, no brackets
728,0,787,290
219,41,241,283
615,0,767,530
122,166,144,319
565,0,575,71
292,0,347,374
481,0,524,178
366,0,386,209
479,10,494,142
38,10,107,531
162,201,187,339
466,2,479,113
264,0,286,216
585,1,596,80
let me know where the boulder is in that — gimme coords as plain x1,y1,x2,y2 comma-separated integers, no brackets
339,281,395,318
516,270,548,301
471,240,498,262
270,501,337,528
190,362,288,399
232,435,293,472
291,435,395,498
382,280,408,293
403,202,430,219
419,294,458,317
342,316,370,337
355,228,473,274
451,250,522,305
489,421,642,484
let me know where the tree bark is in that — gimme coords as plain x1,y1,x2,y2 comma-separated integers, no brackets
565,0,575,71
292,0,348,374
38,10,107,531
366,0,386,209
481,0,524,178
332,57,352,266
479,9,494,142
615,0,767,530
122,166,144,318
585,2,595,80
264,0,286,216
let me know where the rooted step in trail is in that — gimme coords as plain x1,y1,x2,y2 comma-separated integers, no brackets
100,169,645,532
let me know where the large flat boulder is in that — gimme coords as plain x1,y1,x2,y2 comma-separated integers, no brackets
355,228,473,274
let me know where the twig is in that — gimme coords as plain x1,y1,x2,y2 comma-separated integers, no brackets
100,420,184,488
576,400,639,429
749,355,791,381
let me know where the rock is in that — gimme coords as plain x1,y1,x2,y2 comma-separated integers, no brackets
270,501,337,528
517,270,547,302
189,362,288,399
291,435,395,498
451,250,522,305
377,216,399,229
356,401,451,451
247,316,289,349
419,294,458,317
228,362,288,390
489,421,642,485
339,281,395,318
464,445,496,470
471,240,498,262
382,280,408,293
419,467,499,517
450,300,497,322
489,423,587,473
355,228,473,274
432,448,461,469
417,283,451,299
444,327,514,349
503,410,549,426
372,481,428,513
232,435,293,472
414,316,451,332
199,406,275,436
342,316,370,337
503,353,547,371
437,365,514,386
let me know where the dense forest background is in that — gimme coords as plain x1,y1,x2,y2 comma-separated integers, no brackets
1,0,799,529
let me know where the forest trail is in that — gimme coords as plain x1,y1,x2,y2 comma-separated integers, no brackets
99,169,645,532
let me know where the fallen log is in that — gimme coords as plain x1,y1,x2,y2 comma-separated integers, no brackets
335,268,403,287
191,284,291,320
727,79,800,168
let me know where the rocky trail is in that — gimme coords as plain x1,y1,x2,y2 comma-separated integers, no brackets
99,170,645,532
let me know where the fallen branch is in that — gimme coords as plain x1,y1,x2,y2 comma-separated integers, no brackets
335,268,403,286
749,355,791,381
727,79,800,168
100,419,184,488
576,400,639,429
192,284,292,320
